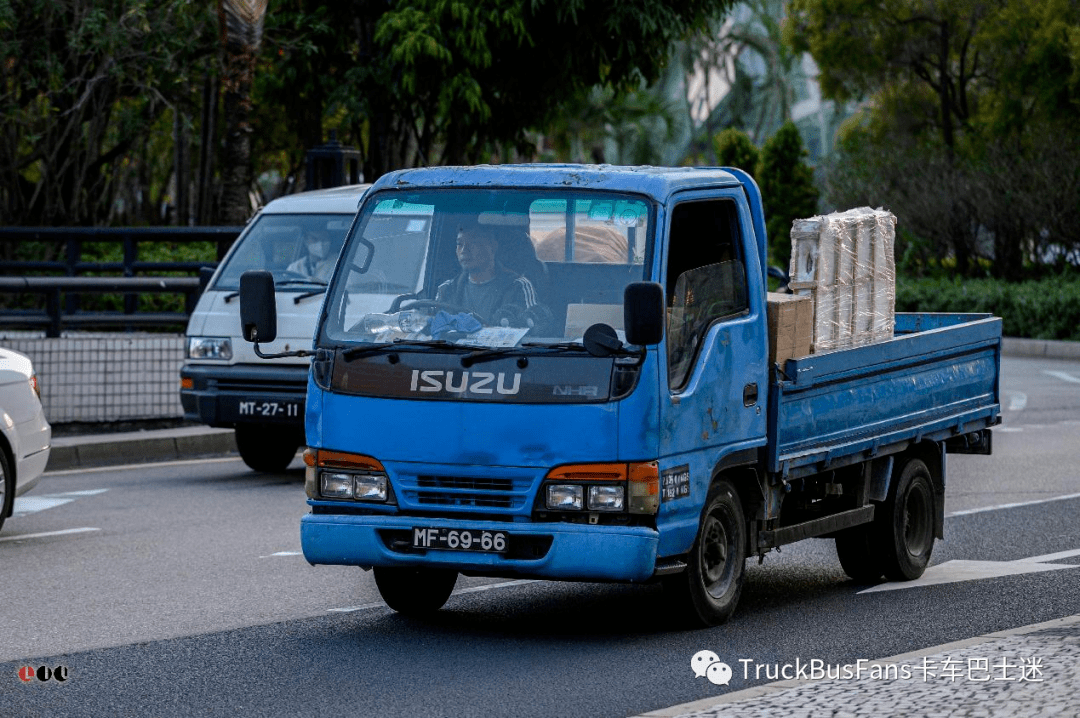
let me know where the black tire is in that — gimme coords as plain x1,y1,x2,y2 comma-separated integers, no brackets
664,480,747,627
235,424,301,473
879,457,935,581
833,456,935,582
374,566,458,615
0,447,13,534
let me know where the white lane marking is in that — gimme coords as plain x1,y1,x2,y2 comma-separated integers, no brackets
450,579,538,595
1044,370,1080,384
997,426,1024,432
260,551,302,558
45,456,244,476
328,601,387,613
326,578,538,613
859,554,1080,594
1006,391,1027,411
1020,547,1080,563
947,491,1080,517
12,489,108,517
0,527,100,543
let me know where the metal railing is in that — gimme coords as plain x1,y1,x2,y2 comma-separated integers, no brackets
0,226,242,336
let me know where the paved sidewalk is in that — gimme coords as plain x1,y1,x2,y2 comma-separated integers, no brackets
46,425,236,471
638,614,1080,718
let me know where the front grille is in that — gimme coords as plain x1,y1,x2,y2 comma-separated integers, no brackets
216,376,306,393
417,475,514,492
415,493,516,509
398,472,534,512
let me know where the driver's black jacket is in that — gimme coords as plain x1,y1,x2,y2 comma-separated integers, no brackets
434,265,541,327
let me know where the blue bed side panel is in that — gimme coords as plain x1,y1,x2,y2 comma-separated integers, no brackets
767,313,1002,477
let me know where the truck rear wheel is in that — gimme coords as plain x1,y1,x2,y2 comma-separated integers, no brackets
374,566,458,615
834,456,935,582
879,457,935,580
235,424,301,473
664,480,747,627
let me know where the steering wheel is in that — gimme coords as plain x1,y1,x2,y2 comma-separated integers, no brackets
395,299,484,324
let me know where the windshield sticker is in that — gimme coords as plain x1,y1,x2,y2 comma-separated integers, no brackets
456,327,530,347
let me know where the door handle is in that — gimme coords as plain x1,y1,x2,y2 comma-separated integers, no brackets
743,383,758,407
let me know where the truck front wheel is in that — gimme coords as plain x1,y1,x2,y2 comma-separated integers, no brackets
664,480,747,627
374,566,458,615
234,424,301,473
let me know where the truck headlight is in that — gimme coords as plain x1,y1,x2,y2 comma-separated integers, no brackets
321,472,355,498
546,484,583,510
306,449,393,503
352,473,388,501
588,485,625,511
187,336,233,360
541,462,659,515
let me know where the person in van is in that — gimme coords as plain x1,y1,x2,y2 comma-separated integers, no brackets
286,229,336,281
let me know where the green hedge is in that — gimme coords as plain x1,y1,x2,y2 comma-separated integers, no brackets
896,276,1080,341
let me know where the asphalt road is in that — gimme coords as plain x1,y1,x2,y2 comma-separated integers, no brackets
1,355,1078,718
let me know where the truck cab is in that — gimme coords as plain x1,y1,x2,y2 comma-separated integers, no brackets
240,165,1000,625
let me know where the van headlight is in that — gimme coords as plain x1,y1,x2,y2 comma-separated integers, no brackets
187,336,233,360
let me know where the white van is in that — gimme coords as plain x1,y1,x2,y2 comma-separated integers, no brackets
181,185,370,472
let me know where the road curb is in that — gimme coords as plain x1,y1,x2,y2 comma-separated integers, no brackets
1002,336,1080,360
46,428,237,471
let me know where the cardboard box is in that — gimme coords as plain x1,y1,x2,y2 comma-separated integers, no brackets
767,292,813,365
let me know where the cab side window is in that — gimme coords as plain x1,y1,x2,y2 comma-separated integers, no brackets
666,200,749,389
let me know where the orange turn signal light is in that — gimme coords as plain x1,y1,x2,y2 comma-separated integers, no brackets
311,449,385,472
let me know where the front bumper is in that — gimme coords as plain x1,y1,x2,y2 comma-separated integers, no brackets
180,363,308,428
301,513,660,583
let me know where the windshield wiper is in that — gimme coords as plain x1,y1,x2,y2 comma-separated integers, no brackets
459,346,525,367
342,339,462,362
293,287,327,304
276,278,328,288
521,341,643,359
520,341,590,353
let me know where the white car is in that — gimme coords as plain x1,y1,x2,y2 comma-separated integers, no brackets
0,347,51,533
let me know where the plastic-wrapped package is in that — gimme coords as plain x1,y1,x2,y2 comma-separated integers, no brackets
788,207,896,353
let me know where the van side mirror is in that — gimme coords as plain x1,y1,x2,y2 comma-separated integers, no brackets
240,270,277,343
624,282,664,346
198,265,216,294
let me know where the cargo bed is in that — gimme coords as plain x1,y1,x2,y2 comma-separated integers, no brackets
767,312,1002,480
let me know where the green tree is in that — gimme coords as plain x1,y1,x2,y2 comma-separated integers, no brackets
257,0,737,181
757,121,819,269
713,127,759,172
219,0,268,225
788,0,1080,279
0,0,217,227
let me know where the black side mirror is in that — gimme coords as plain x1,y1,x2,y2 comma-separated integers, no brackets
624,282,664,346
240,270,277,343
198,265,216,294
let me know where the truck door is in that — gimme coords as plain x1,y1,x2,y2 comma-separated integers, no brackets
656,193,768,557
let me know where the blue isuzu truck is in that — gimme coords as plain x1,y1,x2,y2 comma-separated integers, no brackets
238,165,1000,626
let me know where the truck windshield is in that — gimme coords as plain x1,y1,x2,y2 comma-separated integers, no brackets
321,189,653,349
212,213,354,291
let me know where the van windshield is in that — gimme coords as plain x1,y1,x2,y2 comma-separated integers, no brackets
212,213,354,291
321,189,653,349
